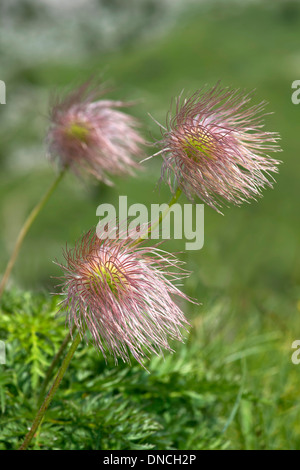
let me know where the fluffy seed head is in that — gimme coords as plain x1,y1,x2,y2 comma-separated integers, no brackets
151,84,282,212
46,80,145,184
55,227,193,367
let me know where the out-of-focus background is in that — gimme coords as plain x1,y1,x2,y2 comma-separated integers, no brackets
0,0,300,450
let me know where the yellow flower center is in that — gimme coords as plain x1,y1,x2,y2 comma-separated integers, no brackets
182,130,214,161
87,261,127,295
65,122,90,143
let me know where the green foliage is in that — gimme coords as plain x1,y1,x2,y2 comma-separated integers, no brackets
1,288,299,450
0,289,229,450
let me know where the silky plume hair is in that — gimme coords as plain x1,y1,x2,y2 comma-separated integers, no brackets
55,227,194,367
150,83,282,213
46,80,145,185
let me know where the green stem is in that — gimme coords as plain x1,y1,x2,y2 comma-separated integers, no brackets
0,169,67,298
37,325,76,407
18,333,81,451
135,187,182,244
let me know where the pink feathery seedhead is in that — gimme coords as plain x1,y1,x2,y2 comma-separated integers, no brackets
46,81,145,184
151,84,282,213
55,227,193,367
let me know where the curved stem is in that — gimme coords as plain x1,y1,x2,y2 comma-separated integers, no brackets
19,333,81,451
0,169,67,298
134,187,182,244
37,325,76,407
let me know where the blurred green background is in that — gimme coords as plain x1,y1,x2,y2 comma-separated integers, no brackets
0,0,300,449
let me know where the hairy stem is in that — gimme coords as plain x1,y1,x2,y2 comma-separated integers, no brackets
0,169,67,298
37,325,76,407
19,333,81,450
135,187,182,244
